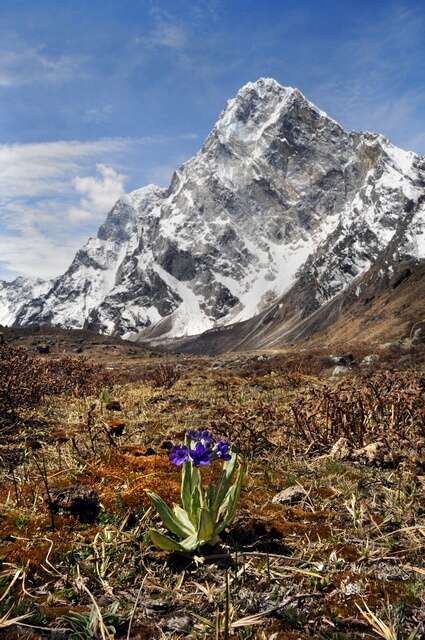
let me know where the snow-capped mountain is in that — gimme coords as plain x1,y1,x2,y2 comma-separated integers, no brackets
0,277,51,327
5,78,425,343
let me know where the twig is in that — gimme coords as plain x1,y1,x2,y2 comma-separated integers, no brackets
15,622,69,633
231,592,321,628
127,576,147,640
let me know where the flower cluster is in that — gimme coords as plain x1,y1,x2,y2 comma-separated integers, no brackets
169,429,231,467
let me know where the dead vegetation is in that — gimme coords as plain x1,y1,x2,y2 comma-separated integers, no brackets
0,344,114,430
0,345,48,425
141,361,182,390
287,371,425,453
0,342,424,639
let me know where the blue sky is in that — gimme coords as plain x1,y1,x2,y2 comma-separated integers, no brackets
1,0,424,280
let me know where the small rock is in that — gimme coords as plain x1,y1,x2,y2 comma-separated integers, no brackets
379,341,402,352
360,354,379,367
37,344,50,354
105,400,122,411
143,447,156,456
50,484,99,523
411,321,425,345
251,382,267,392
330,354,355,366
165,616,192,633
352,441,387,465
141,599,170,616
272,485,306,504
97,595,115,608
107,420,125,437
329,437,352,461
332,365,351,377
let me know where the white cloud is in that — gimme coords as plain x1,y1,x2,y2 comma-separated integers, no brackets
0,227,85,280
0,139,131,280
0,47,83,87
0,139,129,200
68,164,126,223
136,7,188,50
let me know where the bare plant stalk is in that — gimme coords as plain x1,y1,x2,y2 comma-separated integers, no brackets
10,467,20,507
33,454,55,531
224,569,230,640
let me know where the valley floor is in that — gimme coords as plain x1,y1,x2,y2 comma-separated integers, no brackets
0,334,424,639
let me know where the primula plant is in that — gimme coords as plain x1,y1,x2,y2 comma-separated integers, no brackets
146,430,244,553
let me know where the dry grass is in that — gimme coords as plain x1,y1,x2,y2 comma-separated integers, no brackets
0,347,424,639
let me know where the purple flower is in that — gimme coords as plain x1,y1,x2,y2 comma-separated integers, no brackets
215,441,231,461
168,431,232,468
200,430,214,445
169,445,190,466
189,443,212,467
186,429,214,446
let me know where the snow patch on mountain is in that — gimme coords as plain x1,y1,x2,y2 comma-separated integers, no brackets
0,277,51,326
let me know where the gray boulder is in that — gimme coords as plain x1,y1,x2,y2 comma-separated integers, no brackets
410,321,425,345
332,365,351,377
360,354,379,367
50,484,99,523
272,485,306,504
330,354,355,366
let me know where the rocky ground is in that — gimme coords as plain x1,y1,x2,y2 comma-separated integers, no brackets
0,332,424,638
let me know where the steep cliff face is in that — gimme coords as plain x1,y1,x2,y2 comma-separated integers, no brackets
5,78,424,344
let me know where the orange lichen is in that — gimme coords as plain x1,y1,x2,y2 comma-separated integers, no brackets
96,451,229,511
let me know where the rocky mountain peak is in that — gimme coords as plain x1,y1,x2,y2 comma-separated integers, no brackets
211,78,297,148
2,78,424,345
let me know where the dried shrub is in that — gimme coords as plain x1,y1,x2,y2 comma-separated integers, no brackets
0,344,114,429
287,370,425,452
235,350,339,380
45,355,114,397
143,362,181,390
277,351,335,377
210,398,282,458
0,344,48,423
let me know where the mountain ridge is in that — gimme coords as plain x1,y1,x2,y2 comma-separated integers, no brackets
2,77,424,348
